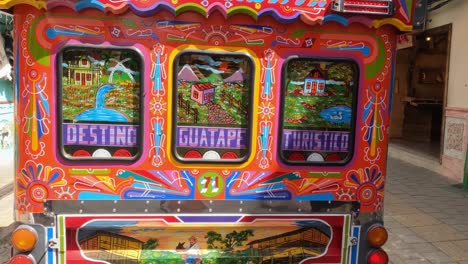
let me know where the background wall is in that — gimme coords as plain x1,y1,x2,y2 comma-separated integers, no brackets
427,0,468,182
0,79,13,152
428,0,468,108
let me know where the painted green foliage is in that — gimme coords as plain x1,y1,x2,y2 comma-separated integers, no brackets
327,62,355,97
141,238,182,264
176,53,251,126
61,48,141,123
177,81,249,126
140,229,256,264
143,238,160,250
204,229,256,264
140,250,183,264
283,59,354,129
205,229,254,250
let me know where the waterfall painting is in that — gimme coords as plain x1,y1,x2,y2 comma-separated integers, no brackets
59,47,142,159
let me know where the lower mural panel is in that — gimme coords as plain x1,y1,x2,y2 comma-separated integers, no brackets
57,214,353,264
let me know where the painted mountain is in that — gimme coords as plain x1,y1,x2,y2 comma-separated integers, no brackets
224,68,246,82
200,73,223,83
178,64,200,82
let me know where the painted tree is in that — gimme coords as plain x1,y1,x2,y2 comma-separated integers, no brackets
141,238,184,264
206,231,223,249
205,229,254,251
143,238,159,250
327,63,355,97
203,230,258,264
285,60,307,95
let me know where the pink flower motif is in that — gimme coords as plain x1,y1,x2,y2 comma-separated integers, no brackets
344,165,384,212
17,160,67,209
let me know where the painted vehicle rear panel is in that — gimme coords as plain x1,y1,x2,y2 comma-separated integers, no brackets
2,0,426,263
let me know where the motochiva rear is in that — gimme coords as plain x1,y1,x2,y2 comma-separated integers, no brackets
1,0,427,263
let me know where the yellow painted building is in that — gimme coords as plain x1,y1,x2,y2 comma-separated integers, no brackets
247,227,330,264
79,231,144,264
67,56,100,86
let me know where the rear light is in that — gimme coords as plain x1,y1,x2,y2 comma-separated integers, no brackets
367,249,389,264
9,254,36,264
367,224,388,248
331,0,395,15
10,225,38,252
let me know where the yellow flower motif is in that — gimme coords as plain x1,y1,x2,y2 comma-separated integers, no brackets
150,97,167,115
258,102,275,119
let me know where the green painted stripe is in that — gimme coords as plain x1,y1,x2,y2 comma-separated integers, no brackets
307,172,342,178
366,36,386,79
69,168,110,175
227,6,258,20
175,4,207,17
342,215,350,264
406,0,413,20
225,41,264,46
29,14,51,66
59,215,66,264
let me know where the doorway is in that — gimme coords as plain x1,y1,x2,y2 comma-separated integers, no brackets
390,24,452,162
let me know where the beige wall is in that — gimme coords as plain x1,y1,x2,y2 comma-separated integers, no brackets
427,0,468,182
428,0,468,108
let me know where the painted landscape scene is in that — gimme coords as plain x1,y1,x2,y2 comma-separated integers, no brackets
78,219,332,264
282,59,356,130
61,48,141,124
175,53,252,127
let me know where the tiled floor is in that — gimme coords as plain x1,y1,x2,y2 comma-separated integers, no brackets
390,138,441,160
383,157,468,264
